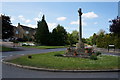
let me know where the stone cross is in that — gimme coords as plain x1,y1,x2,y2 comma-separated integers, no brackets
78,8,82,43
76,8,84,53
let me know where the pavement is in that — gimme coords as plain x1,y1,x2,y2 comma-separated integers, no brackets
94,48,120,56
1,46,120,78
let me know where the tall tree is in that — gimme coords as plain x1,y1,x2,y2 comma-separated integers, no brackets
35,15,50,45
109,17,120,34
51,24,67,46
1,14,14,39
109,17,120,48
92,33,97,45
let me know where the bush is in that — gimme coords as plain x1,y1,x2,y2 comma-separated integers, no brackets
17,38,27,42
54,53,63,57
12,40,19,43
88,52,92,56
90,55,97,60
96,51,101,56
85,47,93,53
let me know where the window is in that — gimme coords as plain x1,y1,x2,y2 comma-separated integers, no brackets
26,31,29,34
16,31,18,34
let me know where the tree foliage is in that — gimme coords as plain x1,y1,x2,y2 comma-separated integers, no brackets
109,17,120,34
35,15,50,45
86,27,120,48
1,15,14,39
50,24,68,46
67,30,79,46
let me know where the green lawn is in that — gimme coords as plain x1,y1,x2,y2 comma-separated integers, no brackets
8,51,120,70
0,46,15,52
22,46,67,49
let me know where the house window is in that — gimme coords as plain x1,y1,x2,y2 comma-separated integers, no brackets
26,31,29,34
16,31,18,34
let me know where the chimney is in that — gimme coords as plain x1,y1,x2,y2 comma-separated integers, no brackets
18,23,20,26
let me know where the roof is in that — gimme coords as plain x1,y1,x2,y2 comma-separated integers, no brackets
20,25,36,31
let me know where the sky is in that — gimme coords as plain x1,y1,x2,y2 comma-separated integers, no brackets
2,2,119,38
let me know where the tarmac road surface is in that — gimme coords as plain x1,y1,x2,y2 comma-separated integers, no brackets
1,47,120,78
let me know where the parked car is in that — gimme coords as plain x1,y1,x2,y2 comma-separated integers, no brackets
22,43,35,46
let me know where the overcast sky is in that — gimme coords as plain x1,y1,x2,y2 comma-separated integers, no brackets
2,2,118,38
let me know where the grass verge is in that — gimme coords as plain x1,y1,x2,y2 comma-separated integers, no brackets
0,46,16,52
8,51,120,70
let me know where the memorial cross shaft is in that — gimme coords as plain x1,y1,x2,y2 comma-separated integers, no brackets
78,8,82,43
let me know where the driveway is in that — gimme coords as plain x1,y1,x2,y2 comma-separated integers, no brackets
1,47,120,78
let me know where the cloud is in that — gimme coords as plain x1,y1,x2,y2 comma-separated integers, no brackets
94,22,98,24
33,12,43,22
25,19,31,23
108,18,112,21
18,15,25,21
11,17,15,22
82,12,98,19
70,11,98,26
26,24,36,28
38,12,43,18
34,17,39,21
70,19,87,26
48,22,57,31
18,15,31,23
70,20,78,25
57,17,67,21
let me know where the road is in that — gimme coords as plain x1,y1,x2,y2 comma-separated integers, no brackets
1,47,120,78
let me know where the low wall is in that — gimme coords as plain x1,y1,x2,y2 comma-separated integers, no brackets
0,41,23,47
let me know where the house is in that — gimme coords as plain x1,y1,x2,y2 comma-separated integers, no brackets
14,23,36,41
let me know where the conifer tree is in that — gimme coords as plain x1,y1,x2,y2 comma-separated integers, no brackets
1,15,14,39
35,15,50,45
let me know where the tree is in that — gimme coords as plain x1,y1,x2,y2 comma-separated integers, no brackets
109,17,120,48
71,30,79,43
97,29,106,35
35,15,50,45
67,33,74,46
1,14,14,39
51,24,68,46
109,17,120,34
82,38,87,44
92,33,97,45
67,30,79,46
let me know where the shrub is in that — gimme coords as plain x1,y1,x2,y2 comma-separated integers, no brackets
85,47,93,53
90,55,97,60
88,52,92,56
28,55,32,59
54,53,63,57
96,51,101,56
12,40,19,43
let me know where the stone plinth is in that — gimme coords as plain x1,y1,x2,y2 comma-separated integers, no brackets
76,41,85,54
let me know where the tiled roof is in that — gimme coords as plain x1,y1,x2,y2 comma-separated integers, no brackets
19,25,36,31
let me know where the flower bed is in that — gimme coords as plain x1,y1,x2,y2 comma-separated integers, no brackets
65,47,101,60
